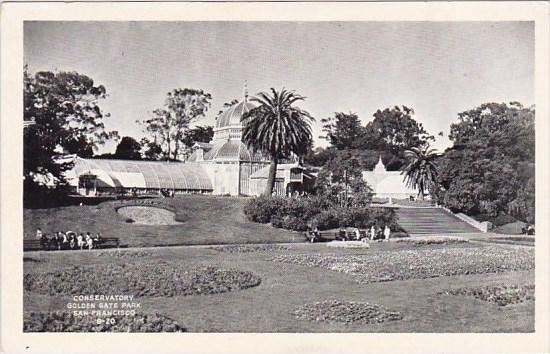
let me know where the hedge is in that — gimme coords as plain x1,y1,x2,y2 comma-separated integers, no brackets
244,196,397,232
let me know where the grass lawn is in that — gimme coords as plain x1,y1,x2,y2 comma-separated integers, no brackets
23,241,534,332
24,195,304,247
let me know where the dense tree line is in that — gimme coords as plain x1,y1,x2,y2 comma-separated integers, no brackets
435,102,535,223
312,101,535,224
23,67,535,223
23,68,119,205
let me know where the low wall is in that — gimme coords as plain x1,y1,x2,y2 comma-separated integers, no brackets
440,206,490,232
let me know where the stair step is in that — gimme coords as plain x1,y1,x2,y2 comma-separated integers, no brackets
395,207,480,235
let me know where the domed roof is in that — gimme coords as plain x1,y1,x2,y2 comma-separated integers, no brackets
215,99,256,129
188,140,265,162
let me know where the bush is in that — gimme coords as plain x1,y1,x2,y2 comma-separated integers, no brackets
282,216,308,232
340,207,397,229
311,209,341,230
310,207,396,231
243,195,288,223
474,213,517,227
244,196,396,232
270,215,284,228
244,195,334,224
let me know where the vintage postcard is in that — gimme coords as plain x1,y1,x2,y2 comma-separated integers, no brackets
1,1,549,353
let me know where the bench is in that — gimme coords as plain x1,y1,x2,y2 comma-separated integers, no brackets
94,237,123,249
23,237,123,252
305,229,367,243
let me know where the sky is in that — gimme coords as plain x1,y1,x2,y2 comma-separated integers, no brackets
24,21,534,153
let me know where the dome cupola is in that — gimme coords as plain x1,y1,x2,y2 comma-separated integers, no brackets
212,82,256,143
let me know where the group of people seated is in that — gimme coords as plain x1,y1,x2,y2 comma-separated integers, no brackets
521,224,535,235
35,228,103,251
306,225,391,243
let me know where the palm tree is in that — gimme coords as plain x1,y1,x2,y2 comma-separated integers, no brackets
242,88,314,196
401,146,440,200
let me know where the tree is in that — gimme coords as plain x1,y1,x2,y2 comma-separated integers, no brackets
181,126,214,148
242,88,314,195
140,138,164,161
139,88,212,160
361,106,435,170
303,146,336,167
367,106,434,151
24,68,118,204
314,150,373,207
321,112,366,150
437,102,535,222
114,136,142,160
401,146,440,200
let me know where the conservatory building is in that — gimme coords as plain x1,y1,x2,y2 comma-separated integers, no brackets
362,156,419,200
66,92,313,197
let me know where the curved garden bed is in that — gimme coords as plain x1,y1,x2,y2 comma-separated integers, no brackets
24,262,262,297
24,311,186,332
116,205,182,225
293,300,403,324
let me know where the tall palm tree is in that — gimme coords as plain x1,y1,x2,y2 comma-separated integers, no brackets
242,88,314,196
401,146,440,200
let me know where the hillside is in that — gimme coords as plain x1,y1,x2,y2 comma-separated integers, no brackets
24,196,304,247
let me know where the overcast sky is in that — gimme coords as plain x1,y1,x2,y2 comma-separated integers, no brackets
24,21,534,153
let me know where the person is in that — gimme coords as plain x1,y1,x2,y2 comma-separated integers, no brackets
338,228,347,241
77,233,84,250
35,228,43,239
39,233,49,251
60,231,68,250
50,232,61,251
384,225,391,241
370,225,376,241
93,233,102,248
85,234,93,250
69,234,76,250
355,228,361,241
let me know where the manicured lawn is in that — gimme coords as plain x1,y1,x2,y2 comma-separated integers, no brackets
24,195,304,247
23,242,534,332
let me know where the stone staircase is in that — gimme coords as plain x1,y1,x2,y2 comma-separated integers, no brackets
396,207,481,235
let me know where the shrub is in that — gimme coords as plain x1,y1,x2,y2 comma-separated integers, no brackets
243,195,287,223
244,194,335,224
282,216,308,232
244,196,396,232
270,215,284,228
301,195,335,219
311,207,396,230
311,209,340,230
474,213,517,227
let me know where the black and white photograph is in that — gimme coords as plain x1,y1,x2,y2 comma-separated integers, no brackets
1,1,549,353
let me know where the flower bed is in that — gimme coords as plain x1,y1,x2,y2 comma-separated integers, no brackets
24,263,261,297
116,206,181,225
269,245,533,284
394,236,468,246
24,311,186,332
326,241,370,249
95,250,153,258
293,300,403,324
439,284,535,306
209,244,291,253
